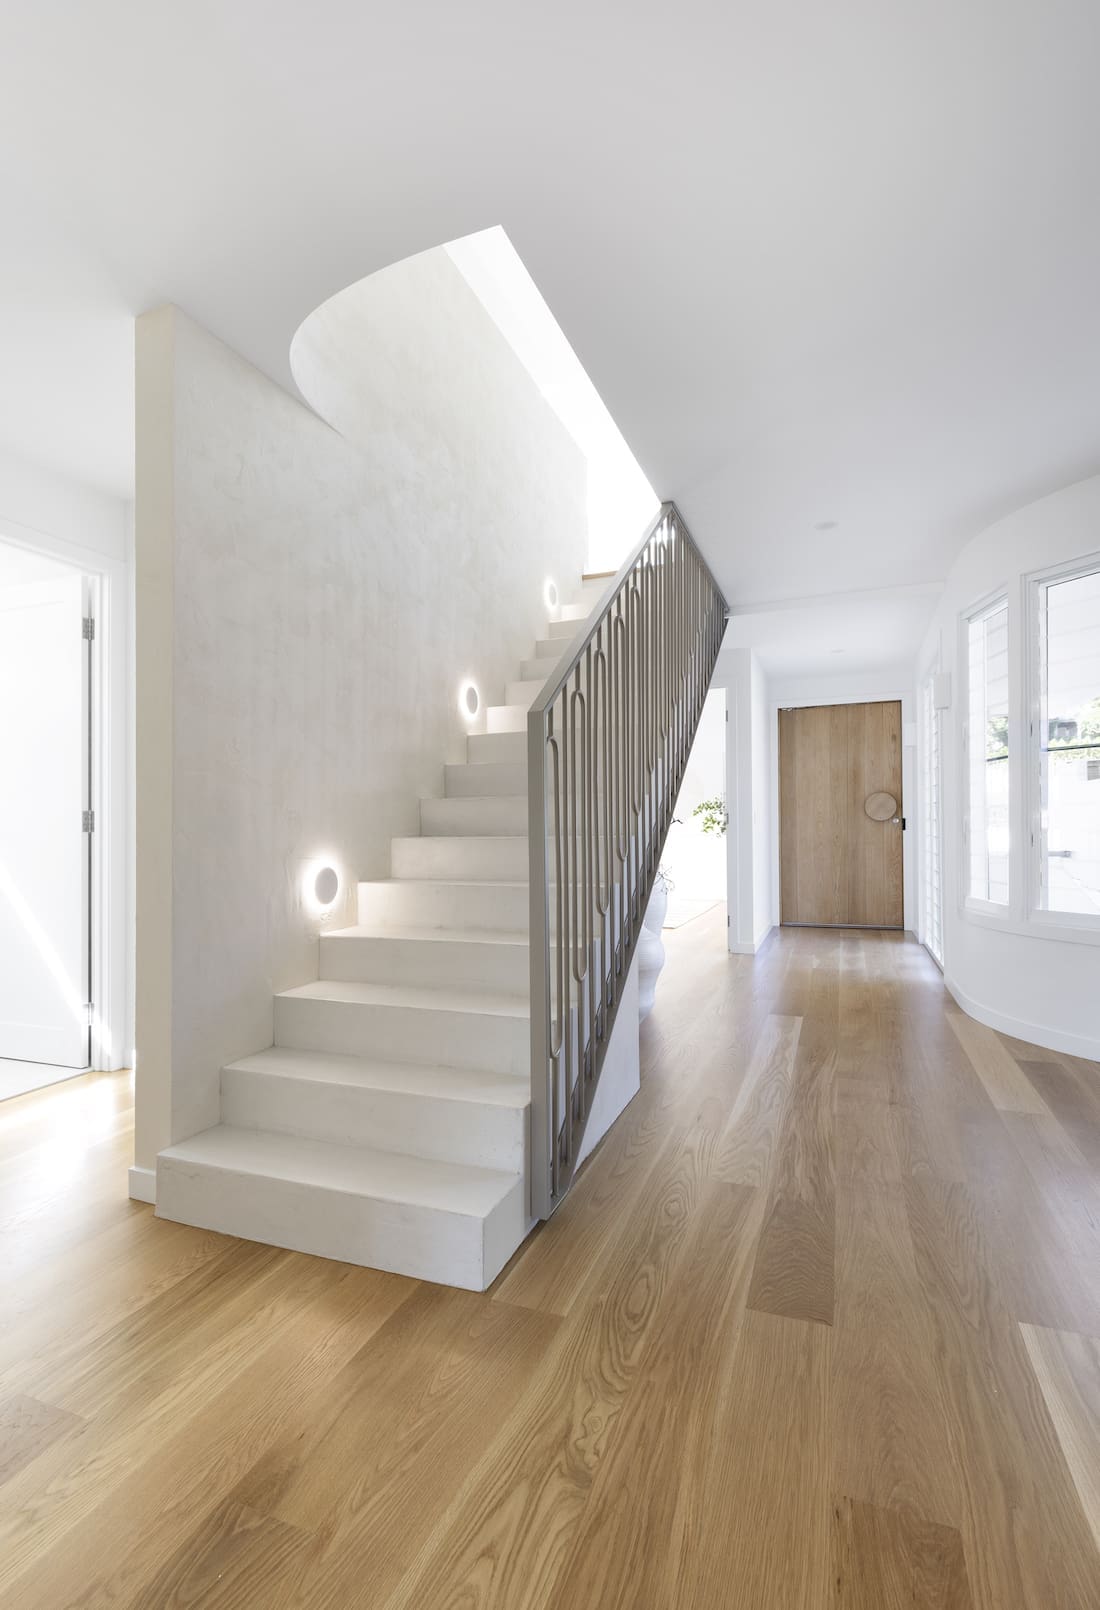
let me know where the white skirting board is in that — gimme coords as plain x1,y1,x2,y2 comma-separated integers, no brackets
945,975,1100,1062
128,1165,157,1204
729,925,775,956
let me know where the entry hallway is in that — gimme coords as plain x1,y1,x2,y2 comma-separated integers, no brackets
3,914,1100,1608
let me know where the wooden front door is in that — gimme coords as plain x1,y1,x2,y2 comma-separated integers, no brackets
779,700,904,928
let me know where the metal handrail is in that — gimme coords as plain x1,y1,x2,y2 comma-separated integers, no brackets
527,502,729,1217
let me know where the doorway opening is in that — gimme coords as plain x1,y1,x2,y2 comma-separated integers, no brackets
0,538,95,1100
779,699,904,928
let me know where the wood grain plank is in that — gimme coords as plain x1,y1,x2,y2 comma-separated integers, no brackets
549,1181,764,1609
1020,1324,1100,1556
129,1497,314,1610
832,1496,973,1609
0,1394,83,1488
381,1117,720,1610
832,1182,960,1526
712,1012,802,1186
692,1309,833,1609
903,1172,1100,1609
946,1011,1050,1116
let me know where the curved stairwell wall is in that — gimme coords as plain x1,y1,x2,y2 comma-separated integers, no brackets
134,247,587,1191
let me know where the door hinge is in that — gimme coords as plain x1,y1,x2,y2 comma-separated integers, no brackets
84,1002,94,1026
82,809,95,832
82,616,95,641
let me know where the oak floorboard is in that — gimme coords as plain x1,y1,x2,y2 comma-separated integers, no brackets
1019,1324,1100,1556
946,1010,1051,1116
0,1393,84,1489
380,1107,723,1610
530,1180,763,1610
832,1181,960,1527
691,1308,833,1609
831,1496,973,1609
903,1172,1100,1609
711,1012,802,1187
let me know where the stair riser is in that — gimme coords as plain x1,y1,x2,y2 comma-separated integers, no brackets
546,618,577,639
274,995,529,1075
221,1066,528,1174
486,705,527,734
420,795,527,836
359,880,530,931
156,1158,526,1290
444,761,527,798
505,680,546,707
320,931,529,994
467,731,526,765
533,638,563,660
391,836,528,881
520,657,555,683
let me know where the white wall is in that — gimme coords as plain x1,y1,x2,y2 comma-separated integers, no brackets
725,648,774,953
134,252,588,1170
767,666,917,934
917,473,1100,1058
0,449,132,1075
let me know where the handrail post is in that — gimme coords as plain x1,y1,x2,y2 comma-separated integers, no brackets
527,704,552,1220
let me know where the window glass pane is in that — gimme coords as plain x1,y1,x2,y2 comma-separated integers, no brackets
1039,567,1100,915
968,603,1009,903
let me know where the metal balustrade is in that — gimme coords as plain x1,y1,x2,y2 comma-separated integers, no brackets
527,503,729,1217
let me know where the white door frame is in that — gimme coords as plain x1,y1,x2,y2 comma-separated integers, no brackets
0,516,131,1071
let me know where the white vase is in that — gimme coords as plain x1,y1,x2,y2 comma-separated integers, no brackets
637,879,669,1021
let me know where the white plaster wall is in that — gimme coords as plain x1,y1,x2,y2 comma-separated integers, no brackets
725,648,774,952
750,655,772,944
917,473,1100,1057
136,255,587,1165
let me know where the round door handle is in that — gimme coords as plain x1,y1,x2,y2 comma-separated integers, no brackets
865,791,898,821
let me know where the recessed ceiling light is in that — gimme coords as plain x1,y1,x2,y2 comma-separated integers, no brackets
830,648,845,654
814,520,839,532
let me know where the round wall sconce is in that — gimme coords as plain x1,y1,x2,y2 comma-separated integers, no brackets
543,578,558,611
314,865,339,906
459,680,480,721
303,856,342,918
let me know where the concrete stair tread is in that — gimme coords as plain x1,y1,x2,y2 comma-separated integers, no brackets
326,922,528,948
224,1047,528,1107
159,1125,521,1218
277,977,530,1019
361,877,528,893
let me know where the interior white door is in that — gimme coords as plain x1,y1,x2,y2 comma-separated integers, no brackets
0,572,90,1066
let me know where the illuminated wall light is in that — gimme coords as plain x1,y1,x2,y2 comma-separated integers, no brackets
303,856,342,919
458,680,480,721
543,578,558,611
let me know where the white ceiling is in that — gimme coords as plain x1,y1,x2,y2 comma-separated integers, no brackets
3,1,1100,612
715,582,941,680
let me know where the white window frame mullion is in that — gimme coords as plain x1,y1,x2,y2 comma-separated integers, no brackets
1026,549,1100,937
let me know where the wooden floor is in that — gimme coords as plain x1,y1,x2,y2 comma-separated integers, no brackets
4,914,1100,1608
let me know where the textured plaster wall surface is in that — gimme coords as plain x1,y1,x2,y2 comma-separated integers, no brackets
137,252,587,1159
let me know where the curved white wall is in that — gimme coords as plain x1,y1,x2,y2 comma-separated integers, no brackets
918,474,1100,1058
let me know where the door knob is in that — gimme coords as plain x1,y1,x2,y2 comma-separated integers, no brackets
864,791,898,821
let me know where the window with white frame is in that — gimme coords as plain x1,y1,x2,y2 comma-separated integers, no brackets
1036,561,1100,917
920,675,944,961
967,599,1010,904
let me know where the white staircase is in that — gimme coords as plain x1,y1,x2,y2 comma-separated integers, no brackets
156,575,608,1291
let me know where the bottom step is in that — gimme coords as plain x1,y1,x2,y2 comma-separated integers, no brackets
156,1125,527,1292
